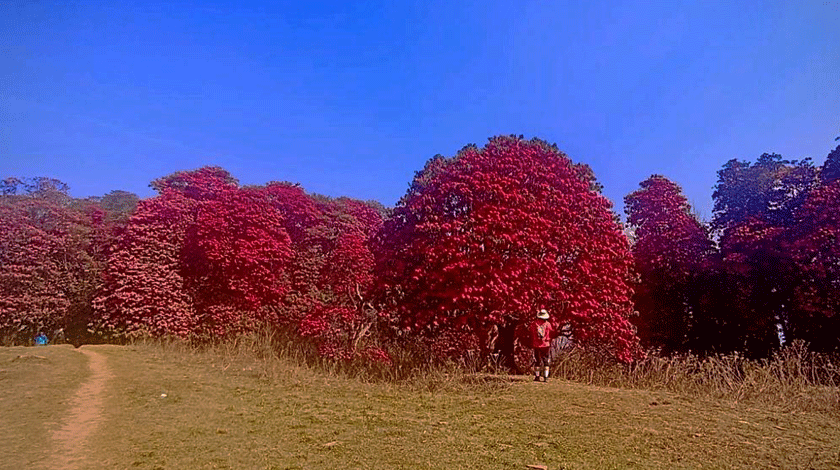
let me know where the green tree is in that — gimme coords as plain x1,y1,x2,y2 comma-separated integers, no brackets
710,154,818,357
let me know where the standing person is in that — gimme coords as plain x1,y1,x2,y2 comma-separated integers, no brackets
529,309,558,382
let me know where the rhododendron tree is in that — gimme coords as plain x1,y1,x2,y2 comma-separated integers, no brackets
0,199,71,343
281,191,384,361
624,175,711,354
313,196,382,298
184,186,294,335
95,167,294,338
260,182,329,298
94,190,197,337
785,150,840,352
377,136,641,363
0,178,107,344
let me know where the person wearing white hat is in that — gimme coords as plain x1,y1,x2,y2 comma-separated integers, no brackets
528,309,557,382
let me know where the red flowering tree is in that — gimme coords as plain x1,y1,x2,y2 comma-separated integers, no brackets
0,199,70,343
94,190,197,337
284,191,385,361
0,178,107,344
183,186,294,336
785,147,840,352
317,197,382,297
624,175,711,354
377,136,641,363
232,182,386,360
94,167,294,339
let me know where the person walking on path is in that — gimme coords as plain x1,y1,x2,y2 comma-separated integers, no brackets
529,309,559,382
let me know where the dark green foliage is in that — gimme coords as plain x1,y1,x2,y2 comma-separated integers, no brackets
821,145,840,184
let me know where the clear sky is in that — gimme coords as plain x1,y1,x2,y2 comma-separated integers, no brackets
2,1,839,221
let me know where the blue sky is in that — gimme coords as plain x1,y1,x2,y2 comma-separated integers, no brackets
2,0,839,221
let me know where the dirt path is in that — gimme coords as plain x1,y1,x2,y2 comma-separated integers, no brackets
49,347,112,470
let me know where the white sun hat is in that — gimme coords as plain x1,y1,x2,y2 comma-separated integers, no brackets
537,309,549,320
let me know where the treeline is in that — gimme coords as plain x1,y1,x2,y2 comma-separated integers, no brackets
2,136,839,365
627,146,840,357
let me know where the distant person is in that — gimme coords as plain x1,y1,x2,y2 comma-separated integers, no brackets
34,332,48,346
529,309,559,382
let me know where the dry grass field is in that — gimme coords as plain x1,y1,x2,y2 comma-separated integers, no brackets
1,343,839,469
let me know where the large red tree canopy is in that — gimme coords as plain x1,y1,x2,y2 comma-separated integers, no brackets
378,136,641,362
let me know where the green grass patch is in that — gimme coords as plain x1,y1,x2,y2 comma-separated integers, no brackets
4,343,840,469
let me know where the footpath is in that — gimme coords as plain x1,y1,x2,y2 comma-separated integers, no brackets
49,347,112,470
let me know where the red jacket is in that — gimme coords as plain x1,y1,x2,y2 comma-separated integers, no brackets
529,319,557,349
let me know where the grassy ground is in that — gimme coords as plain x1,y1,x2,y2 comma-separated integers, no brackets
0,344,90,469
2,344,839,470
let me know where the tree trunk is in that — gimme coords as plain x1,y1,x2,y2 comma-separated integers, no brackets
494,320,520,373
